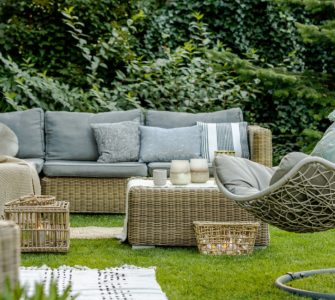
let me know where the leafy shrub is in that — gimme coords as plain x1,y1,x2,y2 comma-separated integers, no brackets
0,0,334,163
0,5,143,112
0,0,134,87
136,0,305,68
0,278,74,300
111,15,334,162
108,15,256,113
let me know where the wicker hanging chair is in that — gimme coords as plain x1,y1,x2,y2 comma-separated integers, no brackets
214,156,335,233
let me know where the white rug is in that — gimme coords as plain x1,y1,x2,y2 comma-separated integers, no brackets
20,265,168,300
70,226,123,239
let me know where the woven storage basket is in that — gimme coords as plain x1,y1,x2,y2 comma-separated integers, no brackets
0,221,20,290
4,195,70,253
193,221,259,256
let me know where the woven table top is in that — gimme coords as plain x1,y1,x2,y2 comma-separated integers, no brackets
128,178,219,190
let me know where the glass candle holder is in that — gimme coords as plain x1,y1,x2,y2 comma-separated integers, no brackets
190,158,209,183
170,160,191,185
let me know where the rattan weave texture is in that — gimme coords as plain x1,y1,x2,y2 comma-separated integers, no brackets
215,157,335,233
0,221,20,289
41,177,127,213
127,186,269,246
193,221,259,255
248,125,272,167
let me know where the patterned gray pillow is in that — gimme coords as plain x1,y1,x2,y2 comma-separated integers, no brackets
91,121,140,163
139,125,202,162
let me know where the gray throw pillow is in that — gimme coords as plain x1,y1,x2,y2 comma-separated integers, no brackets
311,130,335,163
139,125,202,162
91,121,140,163
270,152,309,185
0,123,19,157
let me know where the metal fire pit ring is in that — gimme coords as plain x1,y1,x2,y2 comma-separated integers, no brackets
275,268,335,299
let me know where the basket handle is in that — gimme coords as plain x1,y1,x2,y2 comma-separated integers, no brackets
17,195,55,206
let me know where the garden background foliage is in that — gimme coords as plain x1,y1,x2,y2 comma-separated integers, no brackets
0,0,334,163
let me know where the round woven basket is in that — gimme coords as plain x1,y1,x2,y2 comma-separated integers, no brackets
0,221,20,290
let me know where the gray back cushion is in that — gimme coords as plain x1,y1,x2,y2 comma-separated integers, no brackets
139,125,202,162
146,108,243,128
0,108,44,158
46,109,143,160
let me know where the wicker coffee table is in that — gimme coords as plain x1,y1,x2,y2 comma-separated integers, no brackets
126,178,269,247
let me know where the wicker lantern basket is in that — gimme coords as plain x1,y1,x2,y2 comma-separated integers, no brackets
0,221,20,290
193,221,259,256
4,195,70,253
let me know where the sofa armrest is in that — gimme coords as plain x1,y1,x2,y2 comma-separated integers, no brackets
248,125,272,167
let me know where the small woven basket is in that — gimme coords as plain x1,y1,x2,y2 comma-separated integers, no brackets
0,221,20,290
193,221,259,256
4,195,69,253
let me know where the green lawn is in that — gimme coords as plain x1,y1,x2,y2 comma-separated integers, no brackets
21,214,335,300
70,214,124,227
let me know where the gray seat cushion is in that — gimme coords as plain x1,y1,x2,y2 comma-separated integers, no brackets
148,162,214,177
0,108,44,158
146,108,243,128
215,155,274,195
23,158,44,174
43,160,147,177
45,109,144,161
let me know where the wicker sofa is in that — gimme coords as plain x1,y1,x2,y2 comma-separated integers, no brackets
0,108,272,213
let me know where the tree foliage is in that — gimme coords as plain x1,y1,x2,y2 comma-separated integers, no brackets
0,0,334,163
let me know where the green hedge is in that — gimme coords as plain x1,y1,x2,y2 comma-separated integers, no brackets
0,0,334,163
